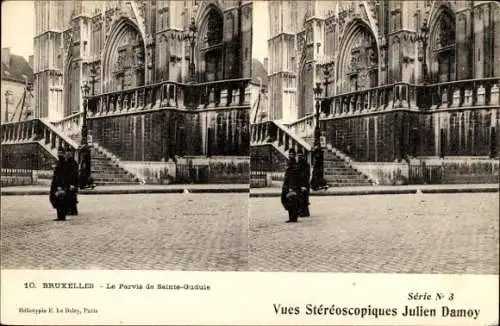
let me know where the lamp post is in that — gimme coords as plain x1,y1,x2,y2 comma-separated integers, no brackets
89,62,97,96
81,81,90,145
4,90,13,122
323,66,331,97
79,80,94,189
185,17,198,82
417,17,429,84
311,82,327,190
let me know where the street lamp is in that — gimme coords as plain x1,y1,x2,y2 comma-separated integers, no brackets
79,80,94,189
311,82,327,190
323,66,331,97
4,90,13,122
81,81,90,145
417,17,429,84
184,17,198,82
89,62,97,96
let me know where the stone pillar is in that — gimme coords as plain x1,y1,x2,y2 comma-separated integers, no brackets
378,0,390,85
493,3,500,77
455,7,473,80
473,3,487,79
387,1,403,83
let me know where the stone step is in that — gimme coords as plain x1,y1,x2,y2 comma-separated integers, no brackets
327,183,372,187
92,173,136,180
94,181,139,186
93,176,137,182
323,169,361,175
325,178,370,184
91,169,131,175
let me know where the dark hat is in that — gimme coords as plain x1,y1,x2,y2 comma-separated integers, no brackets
297,149,305,156
289,148,296,155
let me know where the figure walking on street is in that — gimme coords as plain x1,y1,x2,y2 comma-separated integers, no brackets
281,148,300,223
49,147,70,221
65,147,79,216
297,150,311,217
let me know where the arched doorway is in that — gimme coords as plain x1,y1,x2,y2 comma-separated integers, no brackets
198,7,224,82
429,9,456,83
337,21,379,94
64,59,80,116
297,62,314,118
103,20,145,92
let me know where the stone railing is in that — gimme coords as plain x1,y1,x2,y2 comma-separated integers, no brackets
323,82,423,117
88,78,251,117
1,118,79,158
423,77,499,110
284,114,316,139
251,120,312,160
321,78,500,117
51,112,84,138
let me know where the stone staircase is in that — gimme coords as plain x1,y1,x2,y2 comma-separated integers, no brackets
90,146,140,186
323,148,373,186
48,115,141,186
251,120,374,187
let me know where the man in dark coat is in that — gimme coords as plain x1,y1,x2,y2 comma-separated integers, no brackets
50,147,70,221
281,148,300,223
65,147,79,215
296,150,311,217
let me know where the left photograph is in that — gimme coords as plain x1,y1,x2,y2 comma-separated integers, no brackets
1,0,252,271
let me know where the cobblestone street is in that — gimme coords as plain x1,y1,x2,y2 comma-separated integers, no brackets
249,193,499,274
1,194,248,270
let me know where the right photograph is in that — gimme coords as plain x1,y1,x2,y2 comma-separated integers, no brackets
249,0,499,273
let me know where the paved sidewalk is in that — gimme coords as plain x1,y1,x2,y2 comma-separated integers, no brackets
2,193,248,270
250,183,499,197
1,184,249,196
2,183,498,196
249,193,499,273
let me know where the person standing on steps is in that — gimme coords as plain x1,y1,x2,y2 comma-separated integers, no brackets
49,146,70,221
297,150,311,217
78,144,95,189
281,148,300,223
310,144,328,191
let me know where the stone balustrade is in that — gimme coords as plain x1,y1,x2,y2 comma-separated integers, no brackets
51,112,84,137
424,77,500,110
251,120,312,159
88,78,251,117
1,118,79,157
324,82,422,117
322,78,500,118
285,114,316,139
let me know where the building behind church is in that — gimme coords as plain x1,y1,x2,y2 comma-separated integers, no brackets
1,48,34,123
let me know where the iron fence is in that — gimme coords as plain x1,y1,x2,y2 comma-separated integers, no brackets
1,168,34,187
408,163,444,184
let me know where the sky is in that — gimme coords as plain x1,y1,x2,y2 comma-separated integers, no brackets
1,0,35,60
252,0,269,64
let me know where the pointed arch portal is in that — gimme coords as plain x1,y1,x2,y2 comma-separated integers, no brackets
337,20,379,94
197,5,224,82
428,7,456,83
103,19,146,92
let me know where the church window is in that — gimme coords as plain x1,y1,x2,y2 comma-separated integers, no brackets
103,22,145,92
429,8,456,82
337,23,378,94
